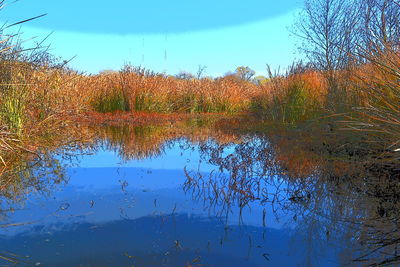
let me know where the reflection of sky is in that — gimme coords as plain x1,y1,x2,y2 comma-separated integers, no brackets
3,166,280,232
0,141,355,266
0,166,349,267
2,142,286,235
75,141,226,171
0,166,342,267
1,1,302,75
1,214,342,267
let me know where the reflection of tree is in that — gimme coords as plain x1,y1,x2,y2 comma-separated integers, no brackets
183,134,400,266
184,137,275,220
0,150,71,227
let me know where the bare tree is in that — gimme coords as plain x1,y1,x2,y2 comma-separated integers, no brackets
294,0,360,73
293,0,362,111
358,0,400,50
295,0,400,68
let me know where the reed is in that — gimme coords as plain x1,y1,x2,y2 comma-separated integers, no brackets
251,64,327,123
0,30,399,168
85,69,260,114
343,43,400,159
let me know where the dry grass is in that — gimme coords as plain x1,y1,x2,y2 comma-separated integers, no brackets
251,66,328,123
339,44,400,160
84,67,260,114
0,39,399,167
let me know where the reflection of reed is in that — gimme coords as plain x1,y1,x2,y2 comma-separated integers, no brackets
0,123,99,224
0,251,34,265
0,117,245,208
182,135,400,266
95,125,168,160
1,117,399,266
87,118,247,162
0,152,68,202
279,166,400,266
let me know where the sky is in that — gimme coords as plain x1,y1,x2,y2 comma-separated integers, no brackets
1,0,303,76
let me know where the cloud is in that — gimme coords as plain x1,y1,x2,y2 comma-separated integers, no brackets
3,0,300,34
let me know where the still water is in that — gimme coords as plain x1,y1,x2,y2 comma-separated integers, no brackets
0,124,398,266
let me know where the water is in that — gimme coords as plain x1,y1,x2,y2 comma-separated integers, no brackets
0,123,398,266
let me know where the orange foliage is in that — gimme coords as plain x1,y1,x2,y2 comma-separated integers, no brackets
81,71,260,113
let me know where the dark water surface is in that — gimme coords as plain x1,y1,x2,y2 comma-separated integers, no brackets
0,123,399,266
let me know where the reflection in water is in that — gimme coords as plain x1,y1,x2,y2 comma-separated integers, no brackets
0,152,66,210
3,214,287,266
0,120,399,266
185,133,400,266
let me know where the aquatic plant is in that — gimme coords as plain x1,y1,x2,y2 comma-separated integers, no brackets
91,87,130,113
251,64,327,123
86,65,259,114
344,42,400,161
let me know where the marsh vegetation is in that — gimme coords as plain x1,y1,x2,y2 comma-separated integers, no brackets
0,0,400,265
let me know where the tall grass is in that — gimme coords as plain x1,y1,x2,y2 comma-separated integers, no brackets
0,59,27,134
85,65,259,114
0,7,86,167
91,87,129,113
1,84,26,133
344,43,400,156
251,64,327,123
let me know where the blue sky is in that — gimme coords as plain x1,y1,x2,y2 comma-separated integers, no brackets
2,0,302,76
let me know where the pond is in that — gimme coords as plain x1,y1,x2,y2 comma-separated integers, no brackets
0,121,399,266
